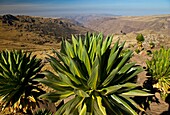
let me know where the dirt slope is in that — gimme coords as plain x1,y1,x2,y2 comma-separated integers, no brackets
83,15,170,35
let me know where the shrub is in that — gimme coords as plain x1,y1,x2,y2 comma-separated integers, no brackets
146,48,170,100
136,34,145,52
37,33,152,115
136,34,145,43
0,50,44,113
149,42,155,49
135,49,140,54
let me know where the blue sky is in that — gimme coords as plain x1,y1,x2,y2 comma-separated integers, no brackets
0,0,170,16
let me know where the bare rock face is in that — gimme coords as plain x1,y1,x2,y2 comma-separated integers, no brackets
2,14,19,25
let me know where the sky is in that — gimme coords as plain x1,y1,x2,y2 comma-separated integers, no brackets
0,0,170,17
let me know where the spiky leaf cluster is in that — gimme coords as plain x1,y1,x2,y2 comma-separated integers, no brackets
0,50,44,113
146,48,170,99
38,33,152,115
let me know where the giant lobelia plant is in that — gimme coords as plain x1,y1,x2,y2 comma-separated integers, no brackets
146,48,170,100
37,33,153,115
0,50,44,113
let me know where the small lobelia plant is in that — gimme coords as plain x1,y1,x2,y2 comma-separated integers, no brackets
136,33,145,44
146,48,170,100
37,33,153,115
0,50,44,114
136,33,145,51
149,42,155,49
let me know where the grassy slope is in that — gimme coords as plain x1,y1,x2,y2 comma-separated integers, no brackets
0,15,92,51
0,20,60,51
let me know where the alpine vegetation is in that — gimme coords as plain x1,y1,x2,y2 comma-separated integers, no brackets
37,33,153,115
0,50,44,113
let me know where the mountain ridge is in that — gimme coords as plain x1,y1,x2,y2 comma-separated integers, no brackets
0,14,170,51
81,15,170,35
0,14,93,51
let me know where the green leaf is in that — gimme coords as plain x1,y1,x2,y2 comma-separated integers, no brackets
89,37,97,63
63,71,81,85
101,83,139,95
65,40,75,58
113,63,136,83
120,67,143,83
100,85,123,95
102,96,120,115
77,37,83,60
74,89,89,97
41,70,59,81
48,55,67,72
55,97,75,115
111,94,138,115
122,96,145,112
71,34,78,56
117,51,132,70
106,49,119,73
58,72,76,88
0,63,9,74
52,50,67,64
96,96,107,115
36,78,70,89
65,96,83,114
88,56,100,90
101,35,113,55
96,39,102,57
119,63,136,74
40,91,74,102
102,68,118,87
82,46,91,76
121,89,153,96
79,103,87,115
60,39,67,55
69,58,86,80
